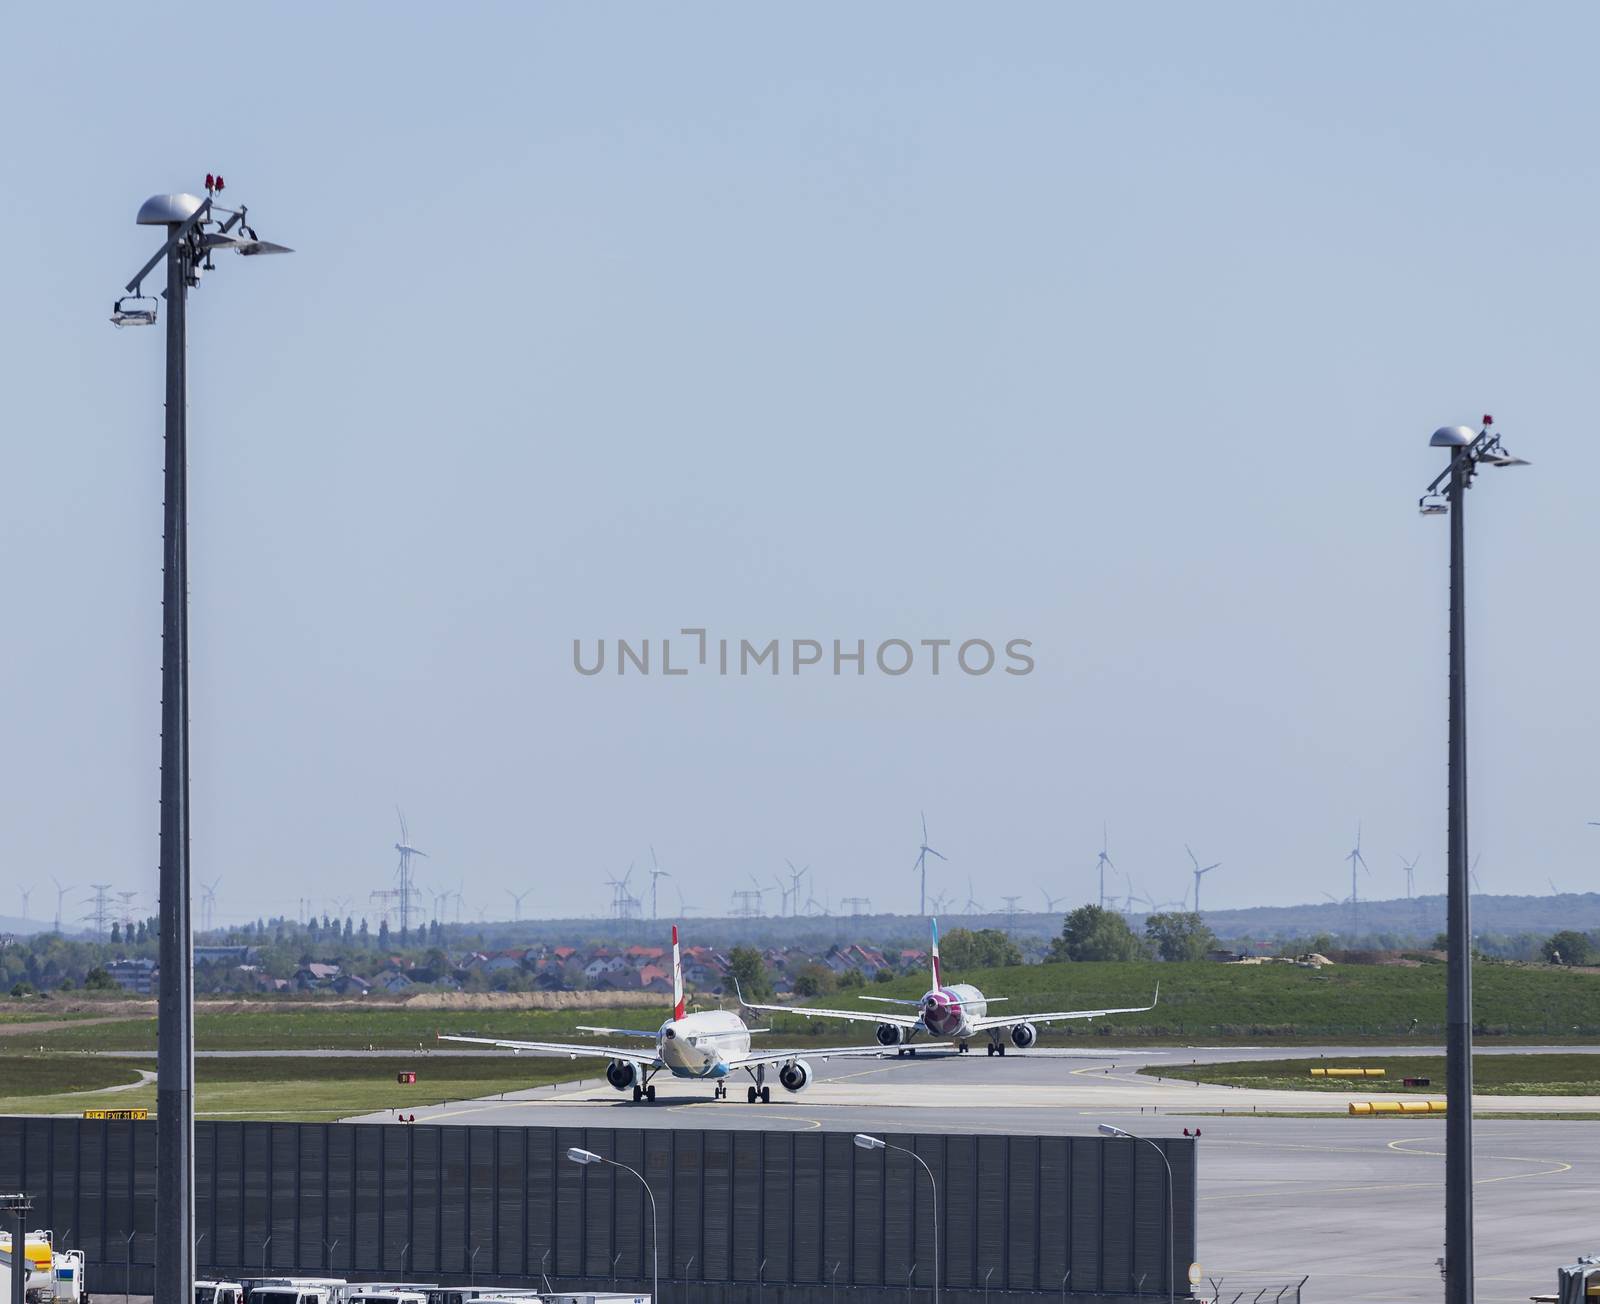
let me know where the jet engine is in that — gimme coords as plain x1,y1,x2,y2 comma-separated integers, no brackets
778,1059,814,1092
875,1023,906,1047
1009,1022,1038,1049
606,1059,641,1091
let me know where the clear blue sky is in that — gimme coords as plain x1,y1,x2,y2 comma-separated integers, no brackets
2,4,1596,929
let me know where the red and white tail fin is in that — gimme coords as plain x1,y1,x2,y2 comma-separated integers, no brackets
930,917,943,990
671,924,686,1021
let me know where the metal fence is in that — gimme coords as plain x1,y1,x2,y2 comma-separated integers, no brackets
0,1117,1195,1302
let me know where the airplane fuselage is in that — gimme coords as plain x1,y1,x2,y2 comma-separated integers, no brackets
919,983,988,1039
656,1009,751,1078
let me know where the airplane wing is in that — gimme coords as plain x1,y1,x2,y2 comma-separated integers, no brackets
437,1033,660,1066
967,985,1159,1033
735,983,923,1030
725,1044,891,1068
573,1025,660,1038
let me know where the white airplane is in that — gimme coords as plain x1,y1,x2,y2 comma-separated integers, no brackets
439,926,878,1103
739,917,1158,1056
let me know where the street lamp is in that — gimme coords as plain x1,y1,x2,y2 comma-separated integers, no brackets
113,181,290,1304
1419,414,1528,1304
1097,1125,1173,1304
567,1148,658,1304
855,1135,939,1304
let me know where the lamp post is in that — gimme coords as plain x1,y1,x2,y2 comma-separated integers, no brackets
855,1135,939,1304
113,183,290,1304
1097,1125,1172,1304
568,1148,658,1304
1418,416,1528,1304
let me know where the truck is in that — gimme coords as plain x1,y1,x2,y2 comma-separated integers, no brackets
0,1229,84,1304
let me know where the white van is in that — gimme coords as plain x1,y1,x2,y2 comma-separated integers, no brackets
246,1278,350,1304
197,1281,245,1304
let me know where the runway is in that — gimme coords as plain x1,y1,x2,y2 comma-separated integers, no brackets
345,1045,1600,1302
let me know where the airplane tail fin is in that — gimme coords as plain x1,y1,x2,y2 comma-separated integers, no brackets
930,917,942,990
672,924,686,1021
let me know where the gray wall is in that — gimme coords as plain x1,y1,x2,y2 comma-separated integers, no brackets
0,1118,1195,1302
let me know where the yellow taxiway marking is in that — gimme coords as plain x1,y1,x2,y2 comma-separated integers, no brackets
1385,1135,1573,1183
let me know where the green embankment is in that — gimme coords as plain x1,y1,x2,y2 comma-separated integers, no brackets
1143,1054,1600,1096
775,959,1600,1042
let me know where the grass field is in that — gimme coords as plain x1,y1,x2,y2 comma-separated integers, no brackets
0,1054,602,1121
12,1005,669,1052
774,958,1600,1042
1144,1053,1600,1095
6,960,1598,1062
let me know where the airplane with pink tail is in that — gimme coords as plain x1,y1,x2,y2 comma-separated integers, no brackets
740,918,1158,1056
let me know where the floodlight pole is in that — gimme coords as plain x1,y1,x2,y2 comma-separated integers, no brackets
1444,441,1473,1304
156,208,196,1304
1420,418,1527,1304
117,187,290,1304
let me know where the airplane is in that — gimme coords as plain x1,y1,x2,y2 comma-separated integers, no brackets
739,917,1158,1056
438,925,880,1103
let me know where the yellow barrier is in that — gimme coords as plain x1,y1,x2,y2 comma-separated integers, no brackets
1313,1067,1385,1077
1349,1099,1447,1115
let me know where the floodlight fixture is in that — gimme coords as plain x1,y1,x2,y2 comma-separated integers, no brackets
853,1133,887,1152
111,295,158,327
1097,1123,1130,1139
567,1148,602,1165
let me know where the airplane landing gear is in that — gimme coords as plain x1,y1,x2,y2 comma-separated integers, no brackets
646,1084,657,1101
985,1037,1007,1056
747,1086,757,1103
714,1084,727,1100
633,1085,644,1100
745,1085,772,1103
762,1086,771,1103
958,1041,970,1054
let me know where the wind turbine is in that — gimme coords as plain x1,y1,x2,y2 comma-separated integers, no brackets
673,883,702,917
394,809,429,939
1398,854,1419,899
1040,887,1066,912
783,860,809,918
1469,854,1482,890
1095,824,1115,910
19,886,31,922
504,887,533,921
200,876,222,932
606,865,640,921
1345,822,1370,940
647,846,671,920
962,875,984,915
1186,845,1220,915
912,812,947,915
50,875,73,933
